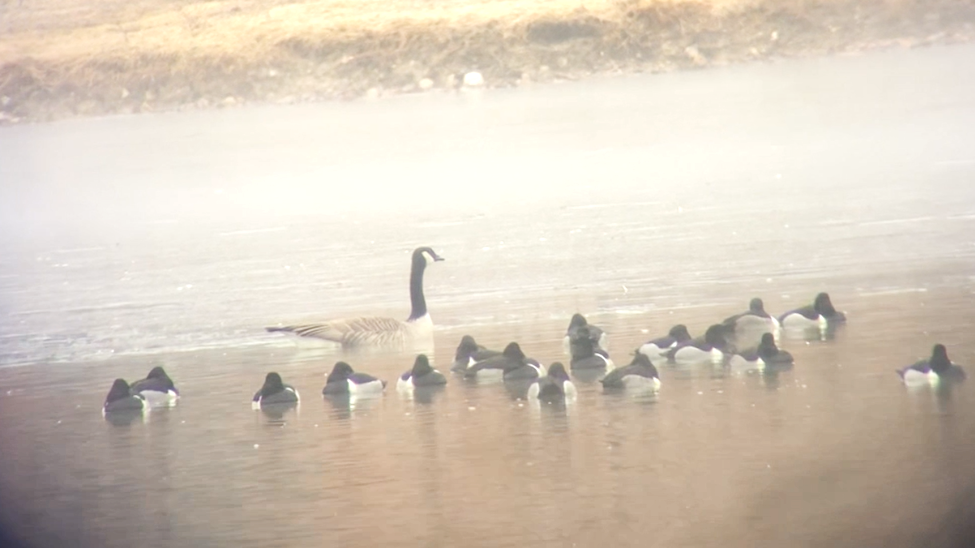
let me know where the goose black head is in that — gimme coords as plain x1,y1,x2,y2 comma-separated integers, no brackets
749,298,766,314
412,354,434,377
547,362,570,382
930,344,951,374
669,324,691,342
327,362,355,383
502,342,526,361
413,246,445,266
105,379,132,404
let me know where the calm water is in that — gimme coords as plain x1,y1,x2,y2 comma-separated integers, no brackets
2,44,975,547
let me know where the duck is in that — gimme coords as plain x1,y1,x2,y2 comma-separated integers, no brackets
266,246,444,348
569,328,614,370
729,333,794,369
450,335,502,373
322,361,387,396
503,358,546,382
666,324,729,363
563,313,608,354
251,372,300,409
527,363,577,402
778,292,846,330
722,297,780,334
397,354,448,391
102,379,147,415
129,366,179,407
897,344,966,385
463,342,530,379
600,353,661,392
639,324,692,358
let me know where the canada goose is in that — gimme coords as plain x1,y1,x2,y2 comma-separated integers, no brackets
266,246,444,347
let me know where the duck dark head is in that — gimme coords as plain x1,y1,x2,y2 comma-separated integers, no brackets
632,353,655,368
568,313,588,330
749,298,766,314
930,344,951,374
669,324,691,342
502,342,526,361
105,379,132,404
456,335,479,359
757,333,779,358
146,366,169,380
813,292,837,316
412,354,434,377
327,362,355,383
261,372,285,393
548,362,570,381
146,366,175,388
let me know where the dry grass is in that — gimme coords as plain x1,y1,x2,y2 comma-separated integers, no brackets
1,0,746,62
1,0,973,123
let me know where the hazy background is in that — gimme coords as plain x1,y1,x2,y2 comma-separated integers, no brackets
1,41,975,548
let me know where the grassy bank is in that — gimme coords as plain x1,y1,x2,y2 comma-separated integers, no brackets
1,0,974,124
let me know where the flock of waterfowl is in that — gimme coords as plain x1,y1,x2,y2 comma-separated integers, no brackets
103,246,965,415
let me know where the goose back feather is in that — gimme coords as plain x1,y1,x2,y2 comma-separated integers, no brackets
266,247,443,347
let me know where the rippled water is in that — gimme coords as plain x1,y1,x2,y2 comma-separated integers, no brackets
2,44,975,547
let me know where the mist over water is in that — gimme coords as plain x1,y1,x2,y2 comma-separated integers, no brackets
1,44,975,547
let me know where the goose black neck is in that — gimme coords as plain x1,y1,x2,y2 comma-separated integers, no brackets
408,252,428,321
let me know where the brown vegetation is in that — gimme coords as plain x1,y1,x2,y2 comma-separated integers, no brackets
1,0,973,124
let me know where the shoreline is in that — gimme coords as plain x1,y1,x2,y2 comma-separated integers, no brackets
2,0,974,125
